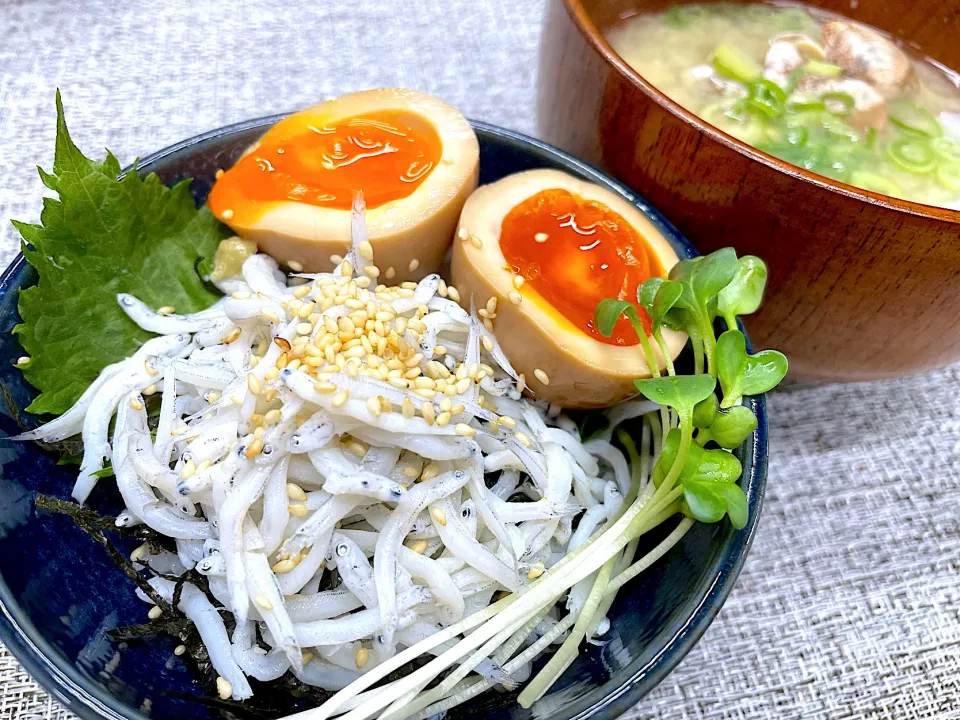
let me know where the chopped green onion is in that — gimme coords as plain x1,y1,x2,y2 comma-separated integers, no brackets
786,126,808,146
746,79,786,119
763,125,809,148
850,170,904,198
889,102,942,138
817,113,860,143
931,136,960,164
886,138,938,174
935,163,960,191
822,92,855,117
700,100,765,144
802,59,843,78
711,43,761,84
865,127,877,150
663,5,710,28
786,96,826,114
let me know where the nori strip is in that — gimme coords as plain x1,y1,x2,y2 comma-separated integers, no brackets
34,494,177,616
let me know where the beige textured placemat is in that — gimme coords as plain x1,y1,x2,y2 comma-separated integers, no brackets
0,0,958,718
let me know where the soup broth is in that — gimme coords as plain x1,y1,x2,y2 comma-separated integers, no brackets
606,3,960,209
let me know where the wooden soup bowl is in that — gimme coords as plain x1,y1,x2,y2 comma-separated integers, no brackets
538,0,960,382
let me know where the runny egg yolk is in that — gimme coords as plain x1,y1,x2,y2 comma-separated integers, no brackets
208,110,443,224
499,189,665,346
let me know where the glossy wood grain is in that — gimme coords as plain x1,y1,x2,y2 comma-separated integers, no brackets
538,0,960,382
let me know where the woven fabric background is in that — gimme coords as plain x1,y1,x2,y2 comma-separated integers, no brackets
0,0,958,718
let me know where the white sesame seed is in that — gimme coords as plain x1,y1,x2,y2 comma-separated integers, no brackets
421,402,435,425
130,543,149,562
359,241,375,261
535,232,548,243
296,322,313,335
447,286,461,303
513,275,525,289
455,423,477,437
158,306,175,315
332,390,349,408
408,258,420,273
330,254,344,265
355,647,370,668
288,260,304,272
289,503,308,518
287,483,307,501
431,507,448,526
527,562,545,579
174,645,187,657
457,227,470,241
509,290,523,306
247,373,263,395
254,594,273,611
385,266,396,279
515,431,532,448
534,368,550,385
216,677,233,700
221,209,235,221
469,235,484,249
410,540,429,554
148,606,163,620
129,398,143,411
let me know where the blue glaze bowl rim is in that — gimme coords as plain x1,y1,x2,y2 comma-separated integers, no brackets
0,117,768,720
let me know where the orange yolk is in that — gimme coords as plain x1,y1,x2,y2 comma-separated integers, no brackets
208,110,442,223
499,189,665,346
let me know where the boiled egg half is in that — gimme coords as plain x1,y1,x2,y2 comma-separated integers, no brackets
208,89,479,281
451,169,685,408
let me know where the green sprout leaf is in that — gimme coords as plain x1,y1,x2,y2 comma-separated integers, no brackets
741,349,789,397
717,329,747,404
692,394,719,429
637,277,666,314
683,479,749,528
655,429,743,486
654,428,748,528
717,256,768,328
691,247,739,304
652,280,684,329
594,298,637,337
633,375,716,417
717,329,788,407
706,406,758,448
595,298,663,378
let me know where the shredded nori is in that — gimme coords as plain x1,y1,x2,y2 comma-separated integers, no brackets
32,494,479,718
35,494,177,616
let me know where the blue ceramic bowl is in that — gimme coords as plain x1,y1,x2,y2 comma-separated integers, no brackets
0,119,767,720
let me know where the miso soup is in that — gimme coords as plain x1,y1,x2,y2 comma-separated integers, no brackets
606,3,960,209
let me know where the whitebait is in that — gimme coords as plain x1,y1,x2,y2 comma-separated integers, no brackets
19,202,654,708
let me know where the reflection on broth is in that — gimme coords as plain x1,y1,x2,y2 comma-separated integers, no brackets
606,3,960,209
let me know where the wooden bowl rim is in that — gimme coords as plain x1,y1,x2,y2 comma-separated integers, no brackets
560,0,960,223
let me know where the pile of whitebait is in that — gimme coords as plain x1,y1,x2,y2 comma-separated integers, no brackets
16,197,665,713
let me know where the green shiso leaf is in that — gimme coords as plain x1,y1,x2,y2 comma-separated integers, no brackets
13,91,228,415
